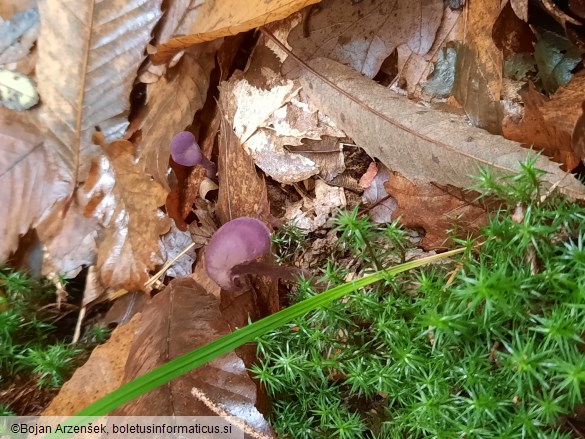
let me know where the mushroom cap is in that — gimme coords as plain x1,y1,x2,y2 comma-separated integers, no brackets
205,217,271,291
170,131,202,166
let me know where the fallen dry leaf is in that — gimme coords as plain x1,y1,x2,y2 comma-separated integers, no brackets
37,0,162,179
85,138,170,292
502,82,582,170
152,0,318,64
300,58,585,199
43,315,141,415
453,0,503,133
362,164,397,224
158,220,196,278
217,82,272,225
0,7,39,64
284,0,443,79
492,1,535,58
137,43,219,189
284,179,346,231
0,112,70,260
36,197,98,278
113,278,274,437
385,172,487,249
397,4,463,97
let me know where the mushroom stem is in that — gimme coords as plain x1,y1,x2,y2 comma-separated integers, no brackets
200,157,217,179
231,261,308,284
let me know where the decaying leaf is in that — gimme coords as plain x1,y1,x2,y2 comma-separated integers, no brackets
158,220,196,278
284,0,443,79
85,138,170,292
138,43,219,189
453,0,503,133
114,278,274,437
152,0,318,64
534,30,583,93
43,315,140,415
362,164,397,224
0,112,70,260
36,198,98,278
284,179,347,231
225,37,346,184
502,79,584,170
300,58,585,199
396,3,463,97
492,1,535,58
0,7,39,64
384,172,487,249
0,68,38,110
422,44,458,98
36,0,162,178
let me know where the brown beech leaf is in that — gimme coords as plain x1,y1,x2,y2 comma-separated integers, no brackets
152,0,318,64
36,0,162,179
284,0,443,79
86,138,170,292
300,58,585,199
0,111,70,260
502,82,582,170
137,44,218,189
385,172,487,250
43,315,141,415
114,278,275,437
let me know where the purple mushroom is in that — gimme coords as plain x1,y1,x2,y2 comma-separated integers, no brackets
205,217,305,292
170,131,217,178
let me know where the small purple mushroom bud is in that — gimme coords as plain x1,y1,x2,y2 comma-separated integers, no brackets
170,131,217,178
205,217,305,292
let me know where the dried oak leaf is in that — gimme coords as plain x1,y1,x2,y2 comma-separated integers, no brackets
502,81,582,170
284,0,443,78
86,139,170,292
384,172,487,250
113,278,275,437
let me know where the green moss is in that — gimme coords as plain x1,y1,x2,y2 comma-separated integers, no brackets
257,158,585,438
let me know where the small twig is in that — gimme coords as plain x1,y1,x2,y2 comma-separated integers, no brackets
144,241,196,289
72,305,87,344
567,418,585,439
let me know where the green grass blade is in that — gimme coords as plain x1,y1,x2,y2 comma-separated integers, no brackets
75,248,463,417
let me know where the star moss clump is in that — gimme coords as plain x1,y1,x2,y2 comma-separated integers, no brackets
254,157,585,438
